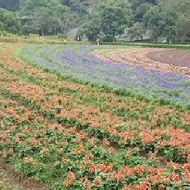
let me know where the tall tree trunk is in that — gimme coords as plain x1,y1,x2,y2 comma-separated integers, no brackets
167,37,170,44
154,37,158,44
41,28,44,36
88,0,92,14
64,33,67,39
181,31,186,43
112,34,115,42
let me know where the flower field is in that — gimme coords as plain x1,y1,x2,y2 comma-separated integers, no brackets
20,45,190,107
93,48,190,76
1,43,190,189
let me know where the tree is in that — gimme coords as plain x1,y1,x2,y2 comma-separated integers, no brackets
60,0,92,15
0,21,4,36
79,13,101,41
20,0,66,35
79,0,133,42
177,14,190,43
129,0,160,22
135,2,152,22
60,0,71,7
128,22,145,41
159,7,178,43
20,0,64,16
99,1,132,41
163,0,190,43
59,11,79,39
144,6,161,43
144,5,177,43
33,7,58,36
0,8,21,34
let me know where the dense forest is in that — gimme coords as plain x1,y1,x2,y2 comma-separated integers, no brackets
0,0,190,43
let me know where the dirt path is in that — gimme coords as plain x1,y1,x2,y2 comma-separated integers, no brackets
0,161,48,190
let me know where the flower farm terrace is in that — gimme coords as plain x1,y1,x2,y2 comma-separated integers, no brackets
1,43,190,190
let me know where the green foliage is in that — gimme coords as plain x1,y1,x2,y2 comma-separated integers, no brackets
0,0,189,43
0,8,21,34
59,10,79,39
99,1,132,41
128,22,145,41
144,4,177,43
0,21,4,35
133,2,152,22
78,13,101,41
129,0,160,23
20,0,67,36
164,0,190,43
80,0,133,42
61,0,92,15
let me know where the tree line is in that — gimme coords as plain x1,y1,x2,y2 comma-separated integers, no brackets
0,0,190,43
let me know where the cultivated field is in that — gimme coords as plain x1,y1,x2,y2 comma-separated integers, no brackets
1,43,190,189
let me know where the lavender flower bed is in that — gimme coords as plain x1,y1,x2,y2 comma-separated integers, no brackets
21,45,190,105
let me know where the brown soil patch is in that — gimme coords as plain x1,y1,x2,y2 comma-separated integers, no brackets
0,160,49,190
93,48,190,76
147,49,190,68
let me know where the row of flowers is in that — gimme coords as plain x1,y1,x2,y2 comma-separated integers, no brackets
0,43,190,189
20,45,190,106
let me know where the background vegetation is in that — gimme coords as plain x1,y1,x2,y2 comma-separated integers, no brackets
0,0,190,43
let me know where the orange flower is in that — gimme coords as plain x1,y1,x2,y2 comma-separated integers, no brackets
9,148,14,155
107,163,113,172
115,171,124,182
107,147,115,153
97,163,107,173
23,157,30,164
62,171,75,187
67,171,75,181
172,173,181,182
94,176,102,186
32,161,38,167
158,184,165,190
184,169,190,182
138,180,149,190
85,153,94,160
187,155,190,162
40,147,48,154
61,157,68,164
88,165,95,174
103,138,110,146
81,177,91,190
62,181,72,187
140,130,155,144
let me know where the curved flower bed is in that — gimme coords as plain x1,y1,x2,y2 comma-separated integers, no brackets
93,48,190,76
20,45,190,107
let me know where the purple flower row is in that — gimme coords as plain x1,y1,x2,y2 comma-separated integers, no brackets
22,45,190,105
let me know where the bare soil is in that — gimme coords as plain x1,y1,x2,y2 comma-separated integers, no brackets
147,49,190,69
0,161,48,190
